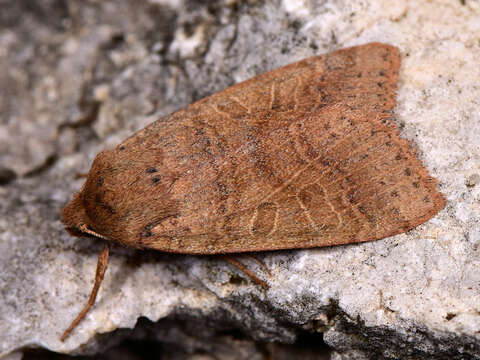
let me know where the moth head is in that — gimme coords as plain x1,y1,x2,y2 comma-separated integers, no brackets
61,150,123,242
61,147,178,247
61,150,119,241
61,189,105,239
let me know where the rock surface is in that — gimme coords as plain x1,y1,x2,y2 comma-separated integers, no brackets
1,0,479,359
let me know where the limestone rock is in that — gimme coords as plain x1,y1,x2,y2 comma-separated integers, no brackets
1,0,479,359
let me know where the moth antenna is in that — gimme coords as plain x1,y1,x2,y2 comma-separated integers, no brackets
60,242,110,342
245,254,272,277
79,224,108,240
74,172,88,179
222,256,269,290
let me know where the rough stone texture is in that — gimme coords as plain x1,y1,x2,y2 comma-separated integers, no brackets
0,0,478,359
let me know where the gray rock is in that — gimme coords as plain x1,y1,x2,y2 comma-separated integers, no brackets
1,0,479,359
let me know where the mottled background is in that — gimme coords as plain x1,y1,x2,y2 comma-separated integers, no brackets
1,0,479,359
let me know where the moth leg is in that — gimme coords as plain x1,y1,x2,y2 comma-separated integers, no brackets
222,256,269,290
60,242,110,342
245,254,272,277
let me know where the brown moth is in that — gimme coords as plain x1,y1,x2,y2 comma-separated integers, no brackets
60,42,446,341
